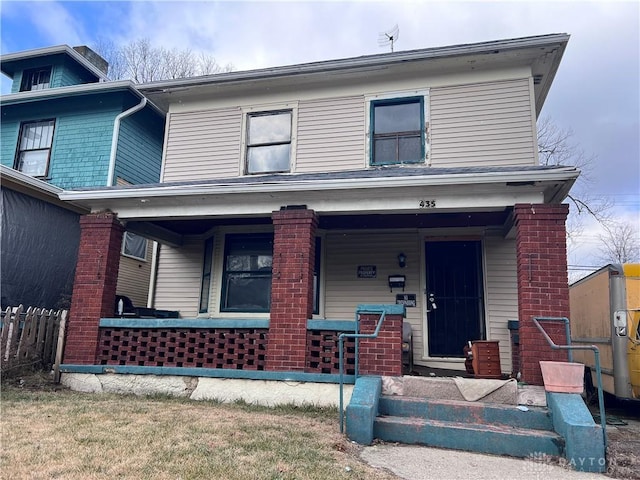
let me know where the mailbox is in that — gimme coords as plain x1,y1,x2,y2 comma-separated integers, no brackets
388,275,406,292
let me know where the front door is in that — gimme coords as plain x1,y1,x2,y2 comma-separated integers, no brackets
425,240,484,358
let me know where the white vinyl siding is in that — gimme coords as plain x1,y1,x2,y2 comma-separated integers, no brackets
294,96,365,172
483,236,518,373
116,243,153,308
154,238,203,317
322,231,424,361
162,108,242,182
430,78,536,167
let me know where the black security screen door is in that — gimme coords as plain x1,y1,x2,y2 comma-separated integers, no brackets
425,240,484,357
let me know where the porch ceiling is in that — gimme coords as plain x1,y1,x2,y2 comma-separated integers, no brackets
129,210,511,237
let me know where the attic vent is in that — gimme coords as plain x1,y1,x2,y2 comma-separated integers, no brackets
533,74,543,85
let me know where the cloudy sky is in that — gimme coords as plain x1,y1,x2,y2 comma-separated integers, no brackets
1,1,638,275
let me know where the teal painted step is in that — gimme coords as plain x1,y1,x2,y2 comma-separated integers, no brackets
379,396,554,431
374,416,564,458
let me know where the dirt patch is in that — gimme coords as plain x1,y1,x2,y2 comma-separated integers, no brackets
606,418,640,479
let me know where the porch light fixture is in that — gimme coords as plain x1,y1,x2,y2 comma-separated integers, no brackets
397,252,407,268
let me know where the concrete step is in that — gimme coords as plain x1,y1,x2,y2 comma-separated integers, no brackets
379,395,554,431
374,415,564,458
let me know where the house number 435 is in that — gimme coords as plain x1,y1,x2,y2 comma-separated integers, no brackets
419,200,437,208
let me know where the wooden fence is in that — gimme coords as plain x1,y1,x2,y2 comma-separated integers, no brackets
1,305,67,381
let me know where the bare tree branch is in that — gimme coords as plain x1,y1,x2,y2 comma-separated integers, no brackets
92,38,233,82
597,221,640,264
537,116,612,236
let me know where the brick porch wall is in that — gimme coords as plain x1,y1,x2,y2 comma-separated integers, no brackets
515,203,570,385
358,313,403,376
64,212,124,364
267,208,318,371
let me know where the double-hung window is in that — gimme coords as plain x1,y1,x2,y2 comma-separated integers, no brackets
20,67,52,91
122,232,148,261
246,110,292,174
221,233,273,312
370,97,424,165
15,119,55,177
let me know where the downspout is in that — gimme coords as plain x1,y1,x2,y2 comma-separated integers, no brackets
106,97,147,186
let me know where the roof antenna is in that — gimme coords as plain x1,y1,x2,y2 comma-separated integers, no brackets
378,24,400,53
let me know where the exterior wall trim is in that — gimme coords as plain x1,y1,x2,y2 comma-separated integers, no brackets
99,317,270,329
59,364,355,384
307,320,356,331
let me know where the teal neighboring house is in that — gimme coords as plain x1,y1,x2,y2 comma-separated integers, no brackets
1,45,165,310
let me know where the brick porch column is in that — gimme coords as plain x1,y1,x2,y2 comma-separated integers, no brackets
514,203,570,385
267,207,318,371
64,212,124,364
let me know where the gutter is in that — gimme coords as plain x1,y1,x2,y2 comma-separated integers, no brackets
60,166,579,201
0,81,165,118
106,97,147,186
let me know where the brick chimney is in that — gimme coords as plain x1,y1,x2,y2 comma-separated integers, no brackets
73,45,109,76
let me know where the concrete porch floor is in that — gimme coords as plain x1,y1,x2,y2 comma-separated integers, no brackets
399,365,547,407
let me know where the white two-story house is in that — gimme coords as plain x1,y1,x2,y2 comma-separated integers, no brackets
59,34,577,398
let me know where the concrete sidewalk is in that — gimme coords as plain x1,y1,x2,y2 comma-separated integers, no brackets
360,444,607,480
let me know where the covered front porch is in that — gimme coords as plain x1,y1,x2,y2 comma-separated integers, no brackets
59,165,578,389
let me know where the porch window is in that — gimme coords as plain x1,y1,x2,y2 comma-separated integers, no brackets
199,237,214,313
122,232,148,261
15,119,55,177
20,67,52,91
246,110,292,174
221,233,273,312
370,97,424,165
313,237,321,315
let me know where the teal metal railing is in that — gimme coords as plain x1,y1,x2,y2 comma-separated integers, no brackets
533,316,607,447
338,306,387,433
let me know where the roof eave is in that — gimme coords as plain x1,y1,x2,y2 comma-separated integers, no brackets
138,33,570,93
58,166,580,202
0,165,89,213
0,81,166,118
1,45,108,81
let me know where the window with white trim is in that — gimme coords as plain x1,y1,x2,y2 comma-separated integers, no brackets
20,67,52,91
221,233,273,312
122,232,148,261
15,119,55,177
245,110,292,174
370,96,425,165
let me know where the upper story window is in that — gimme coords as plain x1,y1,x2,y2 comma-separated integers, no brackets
246,110,292,174
370,97,425,165
15,119,55,177
122,232,148,261
20,67,52,91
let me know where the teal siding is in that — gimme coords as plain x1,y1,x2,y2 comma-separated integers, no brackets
2,91,165,188
10,71,23,93
0,93,123,188
50,108,119,188
57,56,97,87
0,123,20,166
114,107,164,184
